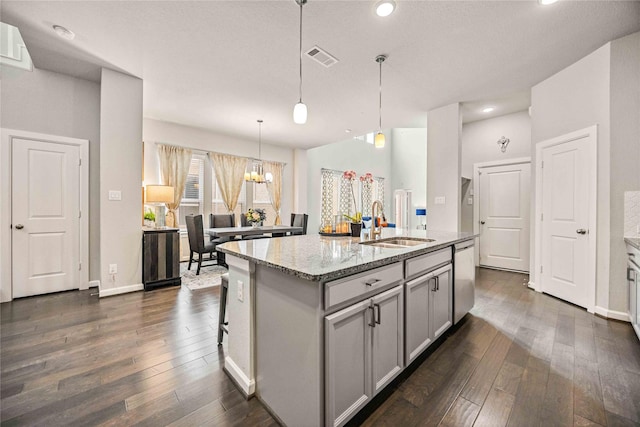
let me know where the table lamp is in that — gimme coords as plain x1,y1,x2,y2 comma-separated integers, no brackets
146,185,174,228
416,207,427,230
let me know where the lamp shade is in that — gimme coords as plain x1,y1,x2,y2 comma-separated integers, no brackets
146,185,174,203
374,132,385,148
293,102,307,124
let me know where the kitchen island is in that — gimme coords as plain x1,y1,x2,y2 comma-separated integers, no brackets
217,229,475,427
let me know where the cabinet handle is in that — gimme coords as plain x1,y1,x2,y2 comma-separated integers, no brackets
365,278,381,286
437,276,440,291
368,306,376,328
431,278,437,292
374,303,381,325
629,267,636,282
629,253,635,258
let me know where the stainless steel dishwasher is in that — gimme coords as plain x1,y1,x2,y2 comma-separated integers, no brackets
454,239,476,324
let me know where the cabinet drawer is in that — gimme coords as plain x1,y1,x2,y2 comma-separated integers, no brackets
405,247,451,280
325,263,403,311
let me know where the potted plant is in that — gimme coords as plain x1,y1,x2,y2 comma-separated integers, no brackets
143,209,156,228
245,208,266,228
342,170,365,237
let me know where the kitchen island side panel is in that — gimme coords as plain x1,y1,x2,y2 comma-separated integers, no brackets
255,264,325,426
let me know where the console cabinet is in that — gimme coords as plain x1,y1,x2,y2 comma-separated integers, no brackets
142,228,181,290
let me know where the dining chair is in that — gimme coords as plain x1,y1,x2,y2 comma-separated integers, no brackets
185,214,217,275
290,213,308,235
209,213,237,266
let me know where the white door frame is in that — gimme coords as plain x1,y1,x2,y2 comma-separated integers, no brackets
0,128,89,302
473,157,532,268
533,125,597,314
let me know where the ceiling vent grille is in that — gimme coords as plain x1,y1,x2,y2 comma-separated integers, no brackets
305,45,338,68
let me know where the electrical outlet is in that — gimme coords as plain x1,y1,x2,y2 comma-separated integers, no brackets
435,196,446,205
109,264,117,274
108,190,122,201
237,280,244,302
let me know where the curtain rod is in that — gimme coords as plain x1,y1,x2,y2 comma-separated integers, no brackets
152,142,287,166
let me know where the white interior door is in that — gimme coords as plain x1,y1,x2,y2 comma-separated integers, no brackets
479,163,530,272
541,139,590,309
12,138,80,298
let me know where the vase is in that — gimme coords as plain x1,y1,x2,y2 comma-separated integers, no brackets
350,222,362,237
251,222,259,228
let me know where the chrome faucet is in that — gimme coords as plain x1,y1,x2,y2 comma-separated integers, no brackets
371,200,383,240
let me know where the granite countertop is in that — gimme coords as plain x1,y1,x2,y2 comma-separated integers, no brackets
625,237,640,251
218,229,476,282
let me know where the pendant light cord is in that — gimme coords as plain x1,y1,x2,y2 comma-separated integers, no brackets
257,120,263,160
379,59,382,131
299,1,304,103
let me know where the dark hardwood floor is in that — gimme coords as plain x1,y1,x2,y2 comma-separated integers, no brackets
1,268,639,426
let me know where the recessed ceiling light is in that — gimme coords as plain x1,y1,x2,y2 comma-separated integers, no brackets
53,25,75,40
538,0,558,5
482,107,495,113
345,129,352,133
375,0,396,17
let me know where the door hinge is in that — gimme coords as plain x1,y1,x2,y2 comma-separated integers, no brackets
540,266,543,273
78,210,82,218
541,213,544,221
78,158,82,166
79,262,82,271
541,161,544,169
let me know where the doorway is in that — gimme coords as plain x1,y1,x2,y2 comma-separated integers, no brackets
534,126,597,312
474,158,531,272
1,129,89,300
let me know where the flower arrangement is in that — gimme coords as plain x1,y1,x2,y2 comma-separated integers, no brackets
359,172,374,185
342,170,374,224
245,208,266,225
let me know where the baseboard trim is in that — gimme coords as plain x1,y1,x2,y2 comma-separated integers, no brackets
594,306,630,322
88,280,100,288
99,283,144,298
224,356,255,397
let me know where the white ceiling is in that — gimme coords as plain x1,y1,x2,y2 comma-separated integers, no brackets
2,1,639,149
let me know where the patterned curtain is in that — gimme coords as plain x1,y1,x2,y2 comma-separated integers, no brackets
264,161,284,224
209,153,248,213
157,144,192,228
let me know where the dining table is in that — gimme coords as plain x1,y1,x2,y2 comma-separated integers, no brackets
206,224,303,239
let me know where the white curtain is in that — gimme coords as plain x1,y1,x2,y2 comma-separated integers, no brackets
157,144,192,228
209,152,248,213
264,161,284,225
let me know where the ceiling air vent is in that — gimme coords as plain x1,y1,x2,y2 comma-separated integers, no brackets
305,45,338,68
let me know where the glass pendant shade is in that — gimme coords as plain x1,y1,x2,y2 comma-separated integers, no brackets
374,132,385,148
293,102,307,124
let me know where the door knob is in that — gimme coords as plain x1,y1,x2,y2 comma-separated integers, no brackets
480,221,485,225
14,224,24,230
576,229,587,235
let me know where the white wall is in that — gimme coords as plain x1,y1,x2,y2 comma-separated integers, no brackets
293,148,308,214
609,32,640,311
99,68,143,295
143,118,295,222
460,111,532,232
306,132,393,234
0,66,101,301
427,103,461,232
461,111,532,178
390,128,427,229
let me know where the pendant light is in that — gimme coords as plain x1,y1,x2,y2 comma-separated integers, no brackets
293,0,308,124
374,54,387,148
244,120,273,184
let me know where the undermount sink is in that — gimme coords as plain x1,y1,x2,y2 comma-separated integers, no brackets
360,237,436,248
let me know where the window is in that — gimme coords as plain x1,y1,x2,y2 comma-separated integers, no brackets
177,155,204,228
253,183,276,225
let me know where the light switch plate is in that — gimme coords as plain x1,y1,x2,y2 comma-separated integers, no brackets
109,264,117,274
467,197,473,205
108,190,122,201
435,196,446,205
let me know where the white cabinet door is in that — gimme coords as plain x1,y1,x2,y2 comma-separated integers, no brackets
325,299,373,427
405,274,432,364
371,285,404,395
431,264,452,341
